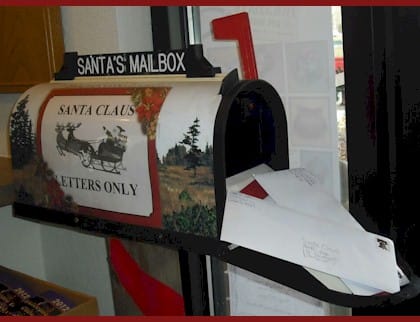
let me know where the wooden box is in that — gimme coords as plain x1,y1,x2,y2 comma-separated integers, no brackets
0,265,98,316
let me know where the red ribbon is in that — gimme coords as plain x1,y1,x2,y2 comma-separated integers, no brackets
109,238,185,316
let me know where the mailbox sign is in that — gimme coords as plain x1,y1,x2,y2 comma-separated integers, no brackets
40,93,153,217
76,51,186,76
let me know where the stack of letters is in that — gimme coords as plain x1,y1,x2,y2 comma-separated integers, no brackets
222,164,409,296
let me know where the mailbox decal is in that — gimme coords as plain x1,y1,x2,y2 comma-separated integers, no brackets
34,87,170,227
152,83,220,238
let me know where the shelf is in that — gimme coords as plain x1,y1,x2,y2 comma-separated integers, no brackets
13,202,420,309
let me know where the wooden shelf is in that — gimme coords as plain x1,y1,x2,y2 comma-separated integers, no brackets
0,157,14,206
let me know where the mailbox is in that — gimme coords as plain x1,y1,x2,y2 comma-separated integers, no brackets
10,69,288,242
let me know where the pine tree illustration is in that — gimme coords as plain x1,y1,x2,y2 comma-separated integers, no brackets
10,95,34,169
202,143,213,168
179,117,202,177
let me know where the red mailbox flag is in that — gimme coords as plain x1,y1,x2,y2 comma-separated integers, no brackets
212,12,258,80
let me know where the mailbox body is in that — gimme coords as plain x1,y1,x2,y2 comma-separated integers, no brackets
10,75,288,242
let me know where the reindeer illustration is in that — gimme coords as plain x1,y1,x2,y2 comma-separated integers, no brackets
55,123,127,173
55,123,94,167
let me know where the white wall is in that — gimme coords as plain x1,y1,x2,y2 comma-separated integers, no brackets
61,6,153,54
61,7,119,54
116,7,153,52
40,225,114,314
0,6,153,316
0,206,45,279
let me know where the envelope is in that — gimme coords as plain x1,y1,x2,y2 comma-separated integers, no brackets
225,165,354,294
224,166,408,295
253,168,409,294
221,190,400,294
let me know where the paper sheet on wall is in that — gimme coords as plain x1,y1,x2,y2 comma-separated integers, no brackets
227,264,327,316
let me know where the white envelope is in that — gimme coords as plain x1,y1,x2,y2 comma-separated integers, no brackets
225,166,408,295
221,191,400,294
253,168,409,294
226,165,353,294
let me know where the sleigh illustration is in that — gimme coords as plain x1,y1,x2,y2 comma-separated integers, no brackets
56,122,127,174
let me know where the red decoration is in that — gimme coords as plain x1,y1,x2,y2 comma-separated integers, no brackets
136,88,164,122
240,180,269,199
109,238,185,316
134,87,169,139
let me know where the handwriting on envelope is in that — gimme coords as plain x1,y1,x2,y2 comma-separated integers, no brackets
302,239,339,265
